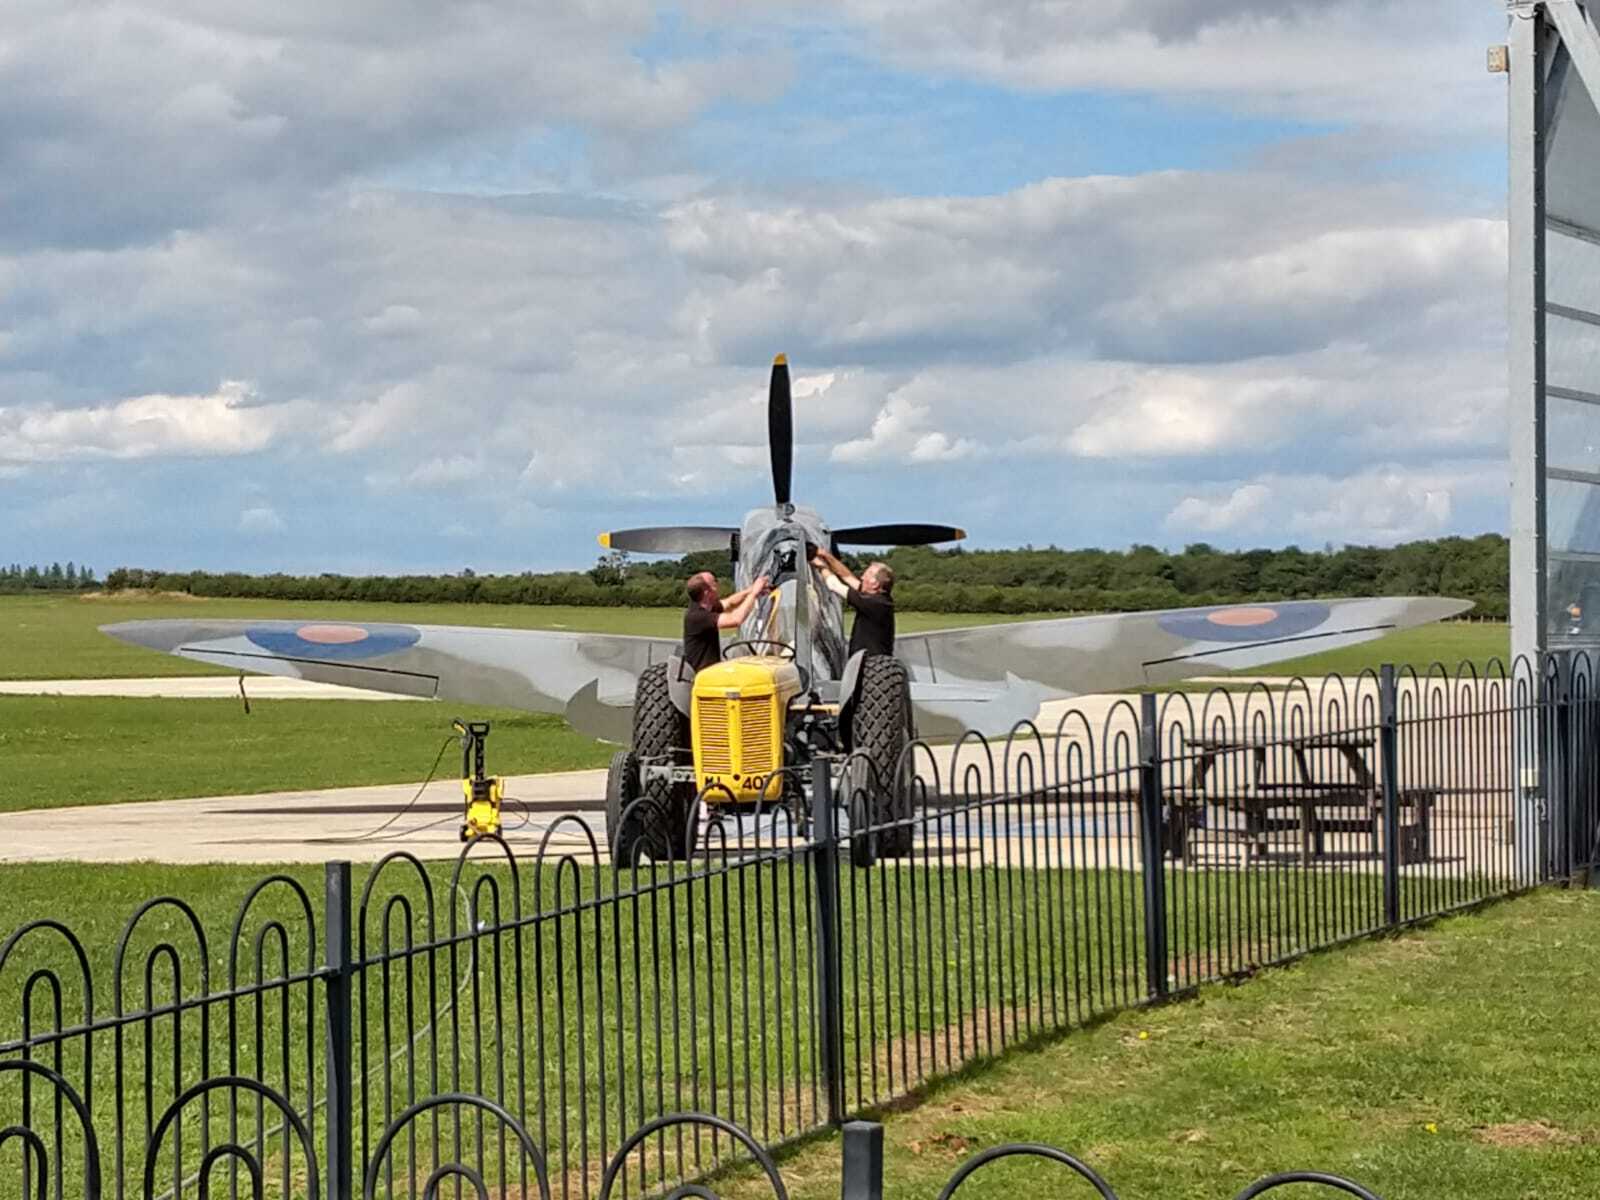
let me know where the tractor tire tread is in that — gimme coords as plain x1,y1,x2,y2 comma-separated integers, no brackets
850,655,913,858
632,662,695,859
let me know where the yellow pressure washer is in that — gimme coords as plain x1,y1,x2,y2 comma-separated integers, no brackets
453,718,503,841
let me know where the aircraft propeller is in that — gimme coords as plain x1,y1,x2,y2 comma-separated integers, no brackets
598,527,738,554
596,354,966,555
833,523,966,546
769,353,793,506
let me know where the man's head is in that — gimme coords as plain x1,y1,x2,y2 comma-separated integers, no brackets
861,562,894,596
686,571,720,608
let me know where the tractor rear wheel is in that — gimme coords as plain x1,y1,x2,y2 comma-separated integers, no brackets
849,654,914,860
630,661,696,860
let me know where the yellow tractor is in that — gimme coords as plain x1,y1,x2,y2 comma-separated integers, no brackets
604,630,914,865
687,650,806,803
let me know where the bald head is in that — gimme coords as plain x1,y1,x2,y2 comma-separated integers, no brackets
686,571,720,608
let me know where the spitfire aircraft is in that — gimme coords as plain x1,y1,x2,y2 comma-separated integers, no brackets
104,357,1470,737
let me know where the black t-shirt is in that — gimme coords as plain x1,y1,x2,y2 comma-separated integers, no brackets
846,588,895,658
683,603,723,672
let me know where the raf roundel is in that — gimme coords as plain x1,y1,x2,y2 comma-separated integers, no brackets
1155,602,1331,644
245,622,422,661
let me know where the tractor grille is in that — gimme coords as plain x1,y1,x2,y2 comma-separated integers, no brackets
696,697,732,774
738,695,776,777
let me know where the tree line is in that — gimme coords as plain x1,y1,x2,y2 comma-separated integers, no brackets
99,534,1509,617
1,562,98,592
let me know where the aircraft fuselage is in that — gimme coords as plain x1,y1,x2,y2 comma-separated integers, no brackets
735,504,849,687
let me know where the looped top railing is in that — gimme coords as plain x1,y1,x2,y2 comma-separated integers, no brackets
598,1112,788,1200
931,1140,1383,1200
363,1091,551,1200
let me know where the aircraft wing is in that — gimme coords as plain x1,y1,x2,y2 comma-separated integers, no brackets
100,619,678,742
897,596,1473,737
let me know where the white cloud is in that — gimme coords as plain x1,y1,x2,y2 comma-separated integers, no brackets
666,176,1504,369
1166,484,1271,534
0,1,791,250
365,305,425,336
1166,466,1492,545
407,456,479,488
1065,372,1301,460
365,454,484,491
0,168,1509,518
238,505,286,534
833,0,1505,134
0,381,280,463
833,389,977,464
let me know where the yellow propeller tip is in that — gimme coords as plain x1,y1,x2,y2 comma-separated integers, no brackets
598,532,612,548
772,353,787,367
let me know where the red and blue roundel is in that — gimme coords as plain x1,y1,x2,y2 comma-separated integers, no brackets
1157,602,1330,643
246,623,421,661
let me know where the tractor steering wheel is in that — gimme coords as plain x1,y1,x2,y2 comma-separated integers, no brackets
723,639,796,660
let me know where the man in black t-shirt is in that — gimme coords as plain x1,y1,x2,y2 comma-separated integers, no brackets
810,546,895,658
682,571,771,673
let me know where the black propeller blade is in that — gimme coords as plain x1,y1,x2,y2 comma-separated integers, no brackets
832,523,967,546
598,527,738,554
769,353,793,506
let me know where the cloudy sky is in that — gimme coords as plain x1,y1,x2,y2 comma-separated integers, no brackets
1,1,1513,574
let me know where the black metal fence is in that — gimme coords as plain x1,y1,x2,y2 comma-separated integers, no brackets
3,655,1596,1198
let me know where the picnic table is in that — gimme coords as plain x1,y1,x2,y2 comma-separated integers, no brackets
1165,731,1433,865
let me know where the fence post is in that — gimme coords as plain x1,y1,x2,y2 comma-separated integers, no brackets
1551,652,1574,881
325,860,354,1200
1379,665,1401,927
840,1120,884,1200
1137,693,1169,1001
811,765,846,1125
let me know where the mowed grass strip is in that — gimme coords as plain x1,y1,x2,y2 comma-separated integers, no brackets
0,696,612,810
1249,619,1510,679
716,888,1600,1200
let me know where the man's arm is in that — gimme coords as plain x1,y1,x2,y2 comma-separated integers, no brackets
810,548,861,591
718,574,771,611
716,575,770,627
717,590,759,629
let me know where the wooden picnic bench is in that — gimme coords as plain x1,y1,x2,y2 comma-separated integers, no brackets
1164,732,1434,865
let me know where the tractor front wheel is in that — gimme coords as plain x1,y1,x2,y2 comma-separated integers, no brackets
605,749,648,865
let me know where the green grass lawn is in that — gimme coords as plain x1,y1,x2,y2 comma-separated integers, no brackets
0,696,613,810
726,887,1600,1200
1247,620,1510,679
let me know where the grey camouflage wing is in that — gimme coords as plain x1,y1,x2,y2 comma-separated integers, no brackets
896,597,1473,736
100,618,677,740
